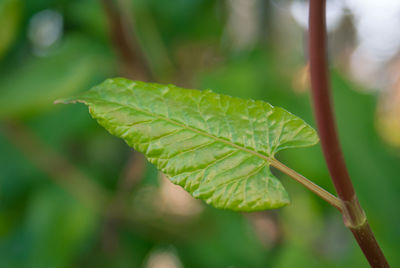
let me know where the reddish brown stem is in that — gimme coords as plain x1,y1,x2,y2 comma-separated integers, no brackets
308,0,389,267
308,0,353,201
101,0,150,80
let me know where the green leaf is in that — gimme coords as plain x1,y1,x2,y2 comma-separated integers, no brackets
0,0,21,59
0,35,113,119
59,78,318,211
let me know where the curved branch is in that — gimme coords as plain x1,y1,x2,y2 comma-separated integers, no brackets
308,0,389,267
101,0,151,80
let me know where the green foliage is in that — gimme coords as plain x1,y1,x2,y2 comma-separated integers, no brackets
60,78,319,211
0,0,21,59
0,35,113,119
1,1,399,266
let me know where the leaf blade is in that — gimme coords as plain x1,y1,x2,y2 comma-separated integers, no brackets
62,78,319,211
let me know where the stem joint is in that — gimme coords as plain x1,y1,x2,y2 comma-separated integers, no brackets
341,196,367,229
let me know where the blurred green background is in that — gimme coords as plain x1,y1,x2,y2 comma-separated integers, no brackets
1,0,399,267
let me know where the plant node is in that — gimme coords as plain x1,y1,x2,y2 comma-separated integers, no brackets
341,196,367,229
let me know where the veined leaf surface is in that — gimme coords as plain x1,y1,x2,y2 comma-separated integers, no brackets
60,78,319,211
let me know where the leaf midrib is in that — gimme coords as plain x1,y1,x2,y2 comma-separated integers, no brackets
81,97,274,163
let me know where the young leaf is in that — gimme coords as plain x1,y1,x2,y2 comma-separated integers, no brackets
58,78,318,211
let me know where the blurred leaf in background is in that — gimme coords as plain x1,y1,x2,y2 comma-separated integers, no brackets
0,0,21,60
0,35,114,118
